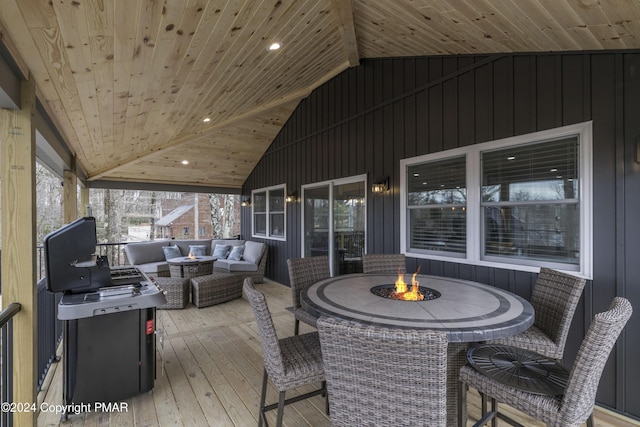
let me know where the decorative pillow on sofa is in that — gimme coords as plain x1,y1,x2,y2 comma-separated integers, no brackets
212,244,231,259
227,245,245,261
162,245,182,260
189,245,208,256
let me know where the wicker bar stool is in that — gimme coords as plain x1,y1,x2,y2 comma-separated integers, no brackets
362,253,406,274
286,256,330,335
317,316,448,427
459,297,632,427
243,278,327,427
488,267,586,360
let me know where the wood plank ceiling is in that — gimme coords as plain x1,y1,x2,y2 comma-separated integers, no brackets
1,0,639,191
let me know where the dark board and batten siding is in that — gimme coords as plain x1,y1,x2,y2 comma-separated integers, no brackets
241,51,640,420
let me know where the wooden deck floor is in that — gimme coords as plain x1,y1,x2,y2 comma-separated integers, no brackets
37,280,638,427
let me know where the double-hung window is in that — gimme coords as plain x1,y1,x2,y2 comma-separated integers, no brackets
481,138,580,266
252,185,286,240
401,122,592,277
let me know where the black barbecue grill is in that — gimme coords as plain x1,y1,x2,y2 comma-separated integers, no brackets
43,217,166,416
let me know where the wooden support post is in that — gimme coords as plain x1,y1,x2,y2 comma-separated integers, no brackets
0,78,37,426
63,157,78,223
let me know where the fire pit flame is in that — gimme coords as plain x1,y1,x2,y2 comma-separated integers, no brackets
394,268,424,301
371,266,440,301
187,251,197,260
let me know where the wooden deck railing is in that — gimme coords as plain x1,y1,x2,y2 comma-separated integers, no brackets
36,242,131,281
1,302,22,427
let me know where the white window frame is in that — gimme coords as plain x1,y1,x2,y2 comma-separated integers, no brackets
251,184,287,241
400,121,593,279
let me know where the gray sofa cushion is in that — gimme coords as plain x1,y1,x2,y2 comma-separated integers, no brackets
174,239,211,256
213,259,258,272
137,261,170,276
243,241,265,264
125,240,168,265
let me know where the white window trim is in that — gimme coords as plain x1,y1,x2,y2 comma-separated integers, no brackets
400,121,593,279
251,184,287,241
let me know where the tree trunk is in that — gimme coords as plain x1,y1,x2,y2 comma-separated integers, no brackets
149,192,156,240
209,194,222,238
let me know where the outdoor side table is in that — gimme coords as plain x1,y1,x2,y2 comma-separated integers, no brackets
167,256,216,279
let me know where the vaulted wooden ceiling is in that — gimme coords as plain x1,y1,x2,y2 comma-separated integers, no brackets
1,0,639,191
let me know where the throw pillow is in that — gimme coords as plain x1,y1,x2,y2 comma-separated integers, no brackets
189,245,208,256
227,245,245,261
162,245,182,260
212,244,231,259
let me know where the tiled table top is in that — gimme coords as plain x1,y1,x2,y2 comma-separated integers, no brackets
302,273,534,343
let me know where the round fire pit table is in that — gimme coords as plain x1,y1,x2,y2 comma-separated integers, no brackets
167,255,216,279
302,273,534,427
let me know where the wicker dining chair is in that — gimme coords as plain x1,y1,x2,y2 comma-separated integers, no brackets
317,316,448,427
362,253,406,274
459,297,632,427
286,256,330,335
242,278,327,427
489,267,586,360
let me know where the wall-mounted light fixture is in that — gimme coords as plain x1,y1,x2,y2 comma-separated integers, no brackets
371,176,389,194
241,198,251,207
636,137,640,163
285,192,297,203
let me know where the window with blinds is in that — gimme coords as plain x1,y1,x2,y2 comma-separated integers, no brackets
407,156,467,255
252,185,287,240
481,138,579,265
400,121,592,276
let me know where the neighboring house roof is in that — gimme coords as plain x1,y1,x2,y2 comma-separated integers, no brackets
156,205,193,227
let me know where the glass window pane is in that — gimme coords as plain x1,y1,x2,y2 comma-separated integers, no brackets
270,213,284,237
270,188,284,212
409,207,466,254
484,203,579,264
408,156,466,206
482,138,578,202
254,192,266,212
304,186,330,258
254,213,266,235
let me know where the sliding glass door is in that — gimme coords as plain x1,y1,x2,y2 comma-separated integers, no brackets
302,176,366,276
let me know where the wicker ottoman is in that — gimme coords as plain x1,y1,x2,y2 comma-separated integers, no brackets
191,273,245,308
154,277,191,309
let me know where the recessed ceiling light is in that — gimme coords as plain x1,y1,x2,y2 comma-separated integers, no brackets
550,168,558,172
181,160,189,165
269,42,281,51
507,156,516,160
413,173,420,177
203,117,210,122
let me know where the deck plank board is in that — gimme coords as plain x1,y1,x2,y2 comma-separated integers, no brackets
37,280,639,427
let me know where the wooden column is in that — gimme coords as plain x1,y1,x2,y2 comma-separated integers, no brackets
63,157,78,223
0,78,37,425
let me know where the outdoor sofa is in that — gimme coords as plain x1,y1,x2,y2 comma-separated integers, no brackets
123,238,267,282
124,238,267,309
